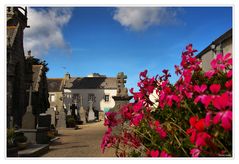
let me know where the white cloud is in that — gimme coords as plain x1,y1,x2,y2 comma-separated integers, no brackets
113,7,179,31
24,7,73,57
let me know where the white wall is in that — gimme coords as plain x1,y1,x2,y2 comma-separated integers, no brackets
63,89,117,113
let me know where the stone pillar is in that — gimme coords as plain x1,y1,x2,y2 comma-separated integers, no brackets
108,72,132,134
57,107,66,128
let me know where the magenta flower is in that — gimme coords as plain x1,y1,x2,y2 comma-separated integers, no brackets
131,113,143,126
210,84,221,94
139,69,148,80
213,110,232,131
225,80,232,89
190,148,201,157
194,94,211,108
194,84,207,93
133,101,143,113
212,92,232,110
104,112,119,127
160,150,172,157
150,150,159,157
205,112,212,127
204,70,215,79
227,70,232,78
195,132,211,147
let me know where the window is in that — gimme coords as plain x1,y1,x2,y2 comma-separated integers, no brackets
49,94,55,102
105,95,109,102
88,94,95,102
73,94,79,99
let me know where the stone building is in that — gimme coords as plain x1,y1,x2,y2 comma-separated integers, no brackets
31,65,50,126
7,7,31,128
7,7,50,129
196,28,232,71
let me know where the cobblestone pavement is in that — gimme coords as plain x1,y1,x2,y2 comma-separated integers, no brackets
42,121,115,157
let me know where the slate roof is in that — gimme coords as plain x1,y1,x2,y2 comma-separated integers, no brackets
196,28,232,58
32,65,43,92
64,77,117,89
47,78,63,92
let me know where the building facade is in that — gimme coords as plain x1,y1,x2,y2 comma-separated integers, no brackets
47,73,120,122
7,7,50,128
196,28,232,72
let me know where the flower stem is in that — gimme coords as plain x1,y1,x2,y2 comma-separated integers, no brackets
173,134,189,157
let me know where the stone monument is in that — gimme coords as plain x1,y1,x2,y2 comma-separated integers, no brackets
109,72,132,134
45,107,56,126
57,107,66,128
20,85,37,144
79,96,86,124
109,72,132,113
88,100,95,121
22,85,35,129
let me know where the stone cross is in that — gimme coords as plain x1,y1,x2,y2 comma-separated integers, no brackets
116,72,128,97
22,85,35,129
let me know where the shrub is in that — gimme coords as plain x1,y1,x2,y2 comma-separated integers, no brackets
14,132,27,143
66,115,76,128
101,44,232,157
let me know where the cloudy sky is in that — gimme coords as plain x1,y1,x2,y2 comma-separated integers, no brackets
23,7,232,90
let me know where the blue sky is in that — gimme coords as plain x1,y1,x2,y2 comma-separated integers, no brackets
24,7,232,91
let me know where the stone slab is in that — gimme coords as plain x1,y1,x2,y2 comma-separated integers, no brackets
18,144,49,157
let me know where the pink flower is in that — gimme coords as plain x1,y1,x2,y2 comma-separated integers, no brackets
195,132,211,147
213,110,232,130
166,95,179,107
160,150,171,157
194,95,211,108
204,70,215,79
175,65,181,75
194,84,207,93
133,101,143,113
150,150,159,157
139,69,148,80
210,84,221,94
212,92,232,110
227,70,232,78
189,116,198,127
195,119,205,131
104,112,119,127
225,80,232,89
205,112,212,127
190,148,201,157
186,44,197,53
131,113,143,126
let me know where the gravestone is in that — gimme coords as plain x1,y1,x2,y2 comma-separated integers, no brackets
45,108,56,126
88,100,95,121
22,105,35,129
57,108,66,128
79,106,86,124
36,114,51,144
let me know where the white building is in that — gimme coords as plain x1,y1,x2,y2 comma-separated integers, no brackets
47,73,119,119
62,73,117,114
196,28,232,72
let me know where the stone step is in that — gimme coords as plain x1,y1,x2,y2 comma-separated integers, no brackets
18,144,49,157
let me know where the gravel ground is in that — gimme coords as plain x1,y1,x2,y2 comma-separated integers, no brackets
42,121,115,157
